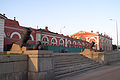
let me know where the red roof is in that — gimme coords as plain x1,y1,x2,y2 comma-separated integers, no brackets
71,31,98,37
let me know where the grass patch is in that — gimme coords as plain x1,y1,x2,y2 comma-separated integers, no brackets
8,53,22,55
0,53,22,55
0,51,23,55
104,51,120,53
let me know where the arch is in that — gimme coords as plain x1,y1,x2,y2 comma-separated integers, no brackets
67,40,71,44
51,37,57,45
86,42,89,47
42,36,49,41
81,42,85,46
88,37,97,49
88,37,97,43
10,32,21,39
73,41,76,45
80,36,86,41
30,34,34,41
78,42,82,45
67,40,71,47
42,36,49,45
59,38,64,46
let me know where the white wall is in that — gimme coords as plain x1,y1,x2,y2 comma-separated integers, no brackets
36,33,41,41
0,19,4,53
99,36,112,51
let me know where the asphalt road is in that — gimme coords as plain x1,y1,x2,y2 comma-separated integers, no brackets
59,61,120,80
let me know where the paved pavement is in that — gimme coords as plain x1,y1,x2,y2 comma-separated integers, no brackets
59,61,120,80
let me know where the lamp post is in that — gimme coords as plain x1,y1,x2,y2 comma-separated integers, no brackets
60,26,66,34
109,19,119,50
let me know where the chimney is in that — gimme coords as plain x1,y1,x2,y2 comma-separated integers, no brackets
91,30,93,33
66,35,69,37
45,26,48,31
3,14,5,16
14,17,16,21
97,32,99,34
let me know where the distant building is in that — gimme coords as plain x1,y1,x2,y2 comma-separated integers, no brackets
0,14,90,51
70,31,112,51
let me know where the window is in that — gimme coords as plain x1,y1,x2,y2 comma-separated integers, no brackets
59,39,64,46
51,37,57,46
73,41,76,45
67,40,71,47
42,36,49,45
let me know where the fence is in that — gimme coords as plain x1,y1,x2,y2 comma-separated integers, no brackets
42,45,85,52
29,44,85,52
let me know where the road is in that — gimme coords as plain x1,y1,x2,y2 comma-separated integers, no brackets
59,61,120,80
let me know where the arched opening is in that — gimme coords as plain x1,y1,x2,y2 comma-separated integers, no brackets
10,32,21,39
51,37,57,46
59,38,64,46
42,36,49,45
67,40,71,47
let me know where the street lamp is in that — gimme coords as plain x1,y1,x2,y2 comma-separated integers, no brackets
109,19,119,50
60,26,66,34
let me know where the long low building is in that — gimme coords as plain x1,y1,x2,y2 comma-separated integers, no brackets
0,13,90,51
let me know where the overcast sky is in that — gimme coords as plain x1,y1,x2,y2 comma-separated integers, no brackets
1,0,120,45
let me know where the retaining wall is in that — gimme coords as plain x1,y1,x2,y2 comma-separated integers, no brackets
27,50,54,80
0,55,28,80
1,50,120,80
104,52,120,64
81,49,120,64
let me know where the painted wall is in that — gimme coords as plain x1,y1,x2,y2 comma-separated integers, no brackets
4,19,90,51
71,31,112,51
4,19,36,50
0,19,4,53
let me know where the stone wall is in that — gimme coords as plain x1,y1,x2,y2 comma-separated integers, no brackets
0,19,4,53
26,50,54,80
0,50,54,80
0,55,28,80
81,49,104,64
103,52,120,64
1,50,120,80
81,49,120,64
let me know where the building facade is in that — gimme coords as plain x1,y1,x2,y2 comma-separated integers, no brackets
36,27,90,48
1,14,90,51
70,31,112,51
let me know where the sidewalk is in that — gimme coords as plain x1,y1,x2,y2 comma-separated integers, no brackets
58,61,120,80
